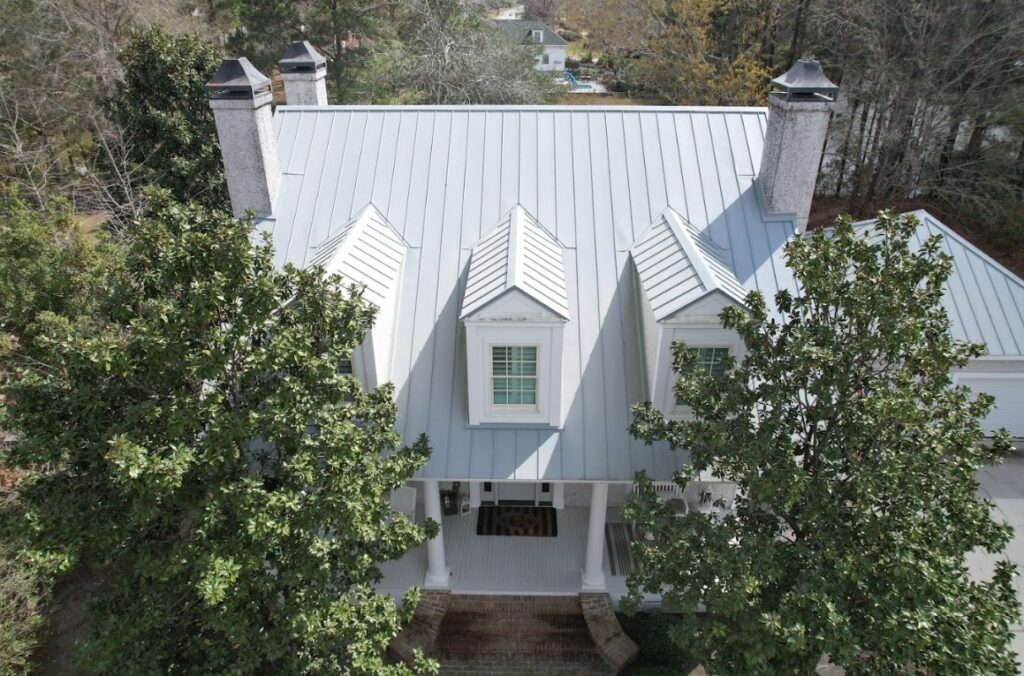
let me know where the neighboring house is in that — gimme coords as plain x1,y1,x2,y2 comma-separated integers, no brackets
203,48,1024,603
495,19,568,72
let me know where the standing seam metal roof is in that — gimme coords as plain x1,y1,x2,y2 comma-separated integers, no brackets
461,205,570,319
630,207,749,320
854,210,1024,358
308,204,407,308
258,107,1024,482
257,105,802,481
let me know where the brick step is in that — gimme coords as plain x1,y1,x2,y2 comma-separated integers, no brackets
446,594,584,614
433,594,602,661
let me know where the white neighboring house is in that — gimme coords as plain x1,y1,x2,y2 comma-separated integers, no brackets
203,48,1024,604
495,19,568,72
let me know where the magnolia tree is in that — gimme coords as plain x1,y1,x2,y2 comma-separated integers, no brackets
0,192,436,674
626,212,1020,675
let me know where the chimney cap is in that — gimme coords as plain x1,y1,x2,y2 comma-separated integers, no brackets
279,41,327,73
205,58,271,99
771,59,838,101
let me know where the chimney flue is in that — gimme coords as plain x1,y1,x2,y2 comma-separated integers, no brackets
279,41,328,106
758,59,838,233
205,58,280,218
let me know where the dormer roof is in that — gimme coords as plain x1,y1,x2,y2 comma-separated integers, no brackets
630,208,748,321
461,205,570,320
309,204,407,308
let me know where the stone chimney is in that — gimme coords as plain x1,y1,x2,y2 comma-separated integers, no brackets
758,59,838,233
278,41,328,106
205,58,280,218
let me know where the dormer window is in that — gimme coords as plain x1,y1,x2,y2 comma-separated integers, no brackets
674,347,729,407
461,205,569,427
629,208,748,418
531,29,544,42
310,204,408,390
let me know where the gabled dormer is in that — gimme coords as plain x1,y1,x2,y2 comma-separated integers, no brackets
461,205,569,426
630,208,748,417
309,204,407,389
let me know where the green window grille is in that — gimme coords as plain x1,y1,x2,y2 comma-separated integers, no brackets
491,346,538,406
675,347,729,406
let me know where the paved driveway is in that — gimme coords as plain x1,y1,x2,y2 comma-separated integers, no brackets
972,455,1024,671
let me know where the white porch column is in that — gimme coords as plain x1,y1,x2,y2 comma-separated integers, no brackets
581,481,608,590
423,479,450,588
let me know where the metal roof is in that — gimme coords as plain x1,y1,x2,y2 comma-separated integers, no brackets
495,19,569,46
256,105,799,481
461,205,569,319
853,210,1024,357
307,204,407,309
631,207,749,320
253,106,1024,483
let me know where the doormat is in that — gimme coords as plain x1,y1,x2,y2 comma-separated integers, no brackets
605,522,636,576
476,506,558,537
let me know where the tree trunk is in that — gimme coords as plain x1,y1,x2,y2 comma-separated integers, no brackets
833,99,858,197
965,113,988,158
758,7,776,71
936,109,963,188
788,0,812,67
850,105,885,215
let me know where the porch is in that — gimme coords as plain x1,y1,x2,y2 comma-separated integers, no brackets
375,504,633,600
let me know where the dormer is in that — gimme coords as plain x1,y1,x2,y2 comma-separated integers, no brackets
309,204,408,389
461,205,569,426
630,208,748,417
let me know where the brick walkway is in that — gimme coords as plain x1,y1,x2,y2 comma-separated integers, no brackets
434,595,614,675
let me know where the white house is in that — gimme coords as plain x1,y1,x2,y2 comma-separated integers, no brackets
495,19,569,72
203,48,1024,608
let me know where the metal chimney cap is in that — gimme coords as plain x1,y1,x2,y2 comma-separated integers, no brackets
771,59,838,101
279,41,327,73
204,58,272,99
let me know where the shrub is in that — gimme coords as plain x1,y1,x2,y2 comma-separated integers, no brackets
629,665,681,675
621,613,690,668
0,544,45,675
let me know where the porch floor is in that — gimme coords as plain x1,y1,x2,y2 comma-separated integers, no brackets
376,507,630,598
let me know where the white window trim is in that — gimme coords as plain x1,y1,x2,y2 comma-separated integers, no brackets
465,320,563,427
671,344,733,418
655,322,743,420
487,343,541,414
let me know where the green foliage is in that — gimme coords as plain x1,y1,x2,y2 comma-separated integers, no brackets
106,27,227,210
360,0,561,105
625,212,1020,675
627,666,683,676
1,191,436,674
224,0,381,102
0,187,118,350
0,543,45,676
621,613,690,667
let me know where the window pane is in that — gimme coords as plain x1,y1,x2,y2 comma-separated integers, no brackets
676,347,728,406
339,358,353,375
490,346,539,407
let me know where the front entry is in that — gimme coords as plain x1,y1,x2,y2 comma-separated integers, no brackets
497,482,537,505
494,482,556,506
